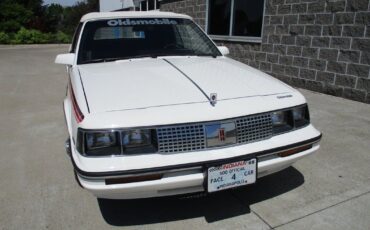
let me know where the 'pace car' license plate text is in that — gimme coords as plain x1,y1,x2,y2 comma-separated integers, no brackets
207,159,257,192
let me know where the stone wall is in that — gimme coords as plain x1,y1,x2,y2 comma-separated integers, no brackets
160,0,370,103
160,0,207,29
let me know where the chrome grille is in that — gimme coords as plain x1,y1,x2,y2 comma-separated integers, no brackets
235,114,273,143
157,125,206,153
157,113,273,153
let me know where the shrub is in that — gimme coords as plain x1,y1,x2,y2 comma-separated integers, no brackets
54,31,71,43
12,28,49,44
0,28,72,44
0,32,10,44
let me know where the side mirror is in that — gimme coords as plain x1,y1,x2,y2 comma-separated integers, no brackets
55,53,75,65
217,46,230,56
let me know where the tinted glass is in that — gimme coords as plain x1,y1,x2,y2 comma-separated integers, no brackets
77,18,221,64
208,0,231,35
232,0,264,37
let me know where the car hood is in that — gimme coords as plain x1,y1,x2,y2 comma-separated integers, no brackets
78,57,294,113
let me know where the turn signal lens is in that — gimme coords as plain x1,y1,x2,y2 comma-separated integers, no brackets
277,144,312,157
105,174,163,185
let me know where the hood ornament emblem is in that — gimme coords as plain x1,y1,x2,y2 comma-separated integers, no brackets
210,93,217,106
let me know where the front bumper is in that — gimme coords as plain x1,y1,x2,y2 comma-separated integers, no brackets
70,125,321,199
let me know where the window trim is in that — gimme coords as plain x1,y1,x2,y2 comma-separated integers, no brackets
205,0,265,43
70,23,83,53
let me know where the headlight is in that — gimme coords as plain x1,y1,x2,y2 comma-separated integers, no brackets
292,105,310,128
271,110,293,134
272,104,310,135
85,131,121,156
77,129,157,156
121,129,156,154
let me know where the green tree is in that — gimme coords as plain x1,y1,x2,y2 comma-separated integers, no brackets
0,1,33,33
0,0,99,44
60,0,98,35
44,3,64,33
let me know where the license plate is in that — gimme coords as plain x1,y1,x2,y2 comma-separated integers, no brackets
207,159,257,193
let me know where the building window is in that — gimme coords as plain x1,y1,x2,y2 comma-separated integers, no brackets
207,0,265,43
137,0,159,11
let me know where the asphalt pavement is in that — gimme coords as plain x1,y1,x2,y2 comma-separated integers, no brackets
0,45,369,230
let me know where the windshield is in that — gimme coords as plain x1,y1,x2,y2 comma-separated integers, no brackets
77,18,222,64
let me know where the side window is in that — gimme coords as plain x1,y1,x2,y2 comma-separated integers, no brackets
70,23,83,53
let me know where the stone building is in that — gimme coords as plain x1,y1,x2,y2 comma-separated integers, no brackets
160,0,370,103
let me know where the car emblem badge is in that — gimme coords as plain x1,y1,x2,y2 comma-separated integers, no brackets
218,128,225,142
210,93,217,106
205,122,236,147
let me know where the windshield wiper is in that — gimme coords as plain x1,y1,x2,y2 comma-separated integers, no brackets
81,57,121,64
124,54,159,59
81,55,158,64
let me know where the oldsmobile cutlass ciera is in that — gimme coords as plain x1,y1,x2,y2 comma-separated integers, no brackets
55,11,322,199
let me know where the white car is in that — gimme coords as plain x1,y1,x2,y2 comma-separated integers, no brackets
55,11,322,199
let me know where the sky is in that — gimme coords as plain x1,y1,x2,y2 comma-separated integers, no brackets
43,0,81,6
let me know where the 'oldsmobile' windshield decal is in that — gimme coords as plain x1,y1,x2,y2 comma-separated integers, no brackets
107,19,178,26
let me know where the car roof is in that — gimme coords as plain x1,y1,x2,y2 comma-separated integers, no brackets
80,11,192,22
